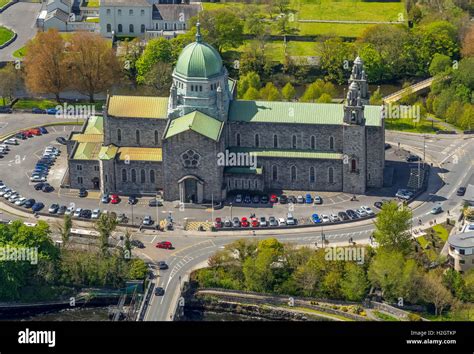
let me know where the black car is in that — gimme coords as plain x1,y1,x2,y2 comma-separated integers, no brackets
346,209,359,219
32,108,46,114
148,198,163,207
24,199,36,208
338,211,350,221
279,195,288,204
0,106,12,114
406,154,420,162
243,195,252,203
15,133,27,140
456,187,466,196
374,201,383,209
32,202,44,212
79,188,87,198
42,183,54,193
57,205,67,215
384,143,391,150
158,261,168,270
288,195,297,204
80,209,92,219
56,137,67,145
128,195,138,205
130,240,145,249
252,195,260,203
34,182,45,191
154,287,165,296
260,195,269,204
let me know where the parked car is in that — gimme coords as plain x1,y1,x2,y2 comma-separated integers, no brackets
128,195,138,205
30,175,46,182
311,214,321,223
15,133,26,140
155,241,173,249
241,217,249,227
101,193,110,203
374,201,383,209
321,215,330,223
396,189,414,200
79,188,87,198
4,138,18,145
232,217,240,228
32,108,46,114
80,209,92,219
243,195,252,204
278,217,286,226
406,154,420,162
154,287,165,296
65,206,74,216
384,143,391,150
142,215,153,226
356,208,368,217
24,199,35,208
48,204,59,214
39,127,48,134
32,202,44,212
57,205,67,215
268,216,278,227
42,184,54,193
286,213,296,225
131,240,145,249
252,195,260,203
30,128,41,136
431,206,443,214
296,195,304,204
305,194,313,204
313,195,322,205
8,194,19,203
287,195,297,204
260,195,269,204
234,194,242,203
270,194,278,203
111,194,120,204
116,213,128,223
214,217,223,229
330,214,340,222
15,197,27,206
456,187,466,196
0,106,12,113
73,208,82,218
361,206,375,215
46,108,58,115
223,219,232,228
91,209,101,219
0,188,11,197
148,198,163,207
338,211,349,221
259,217,268,227
278,195,288,204
56,137,67,145
251,217,259,228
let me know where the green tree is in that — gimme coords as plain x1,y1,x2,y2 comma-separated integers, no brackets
420,270,453,316
370,87,383,105
95,212,118,256
243,87,261,100
281,82,296,101
58,214,72,246
142,61,173,95
373,201,413,255
259,82,280,101
0,63,21,106
128,259,147,279
317,93,332,103
320,37,356,84
341,262,369,301
136,38,172,85
368,250,407,302
238,71,261,98
459,103,474,130
293,250,327,297
443,268,466,300
429,53,452,76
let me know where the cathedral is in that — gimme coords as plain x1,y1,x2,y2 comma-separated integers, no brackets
66,25,385,203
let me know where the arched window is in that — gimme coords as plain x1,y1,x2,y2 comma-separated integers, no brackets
117,129,121,142
118,9,122,16
129,24,134,33
329,136,334,150
272,165,278,181
129,9,133,15
292,135,297,149
273,134,278,148
328,167,334,183
310,136,316,149
309,167,315,183
150,170,155,183
121,169,127,182
154,130,158,145
291,166,297,181
255,134,260,147
131,169,137,182
351,159,357,172
106,24,111,33
236,133,241,146
141,24,145,33
140,169,146,183
136,130,140,144
118,24,123,33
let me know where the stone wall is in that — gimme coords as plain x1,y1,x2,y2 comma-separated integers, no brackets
69,159,101,190
366,125,385,188
113,160,163,195
342,124,366,194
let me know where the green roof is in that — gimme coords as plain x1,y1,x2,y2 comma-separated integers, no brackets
174,41,223,79
84,115,103,135
224,166,263,175
228,100,382,127
229,147,342,160
99,145,118,160
164,110,223,141
73,142,102,160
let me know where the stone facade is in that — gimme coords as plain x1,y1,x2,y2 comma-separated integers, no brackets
104,116,168,147
69,159,101,190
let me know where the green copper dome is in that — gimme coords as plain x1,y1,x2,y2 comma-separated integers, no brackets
174,24,223,78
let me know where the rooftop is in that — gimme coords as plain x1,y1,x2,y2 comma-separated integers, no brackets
164,110,223,142
117,147,163,162
107,96,169,119
229,147,343,160
448,231,474,249
228,100,382,127
152,4,200,21
72,142,102,160
100,0,150,6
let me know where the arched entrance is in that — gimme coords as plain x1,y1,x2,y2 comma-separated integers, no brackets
178,175,204,204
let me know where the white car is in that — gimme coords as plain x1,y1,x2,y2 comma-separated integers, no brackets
286,213,296,225
313,195,322,204
0,144,10,151
330,214,340,222
44,148,59,156
361,206,375,215
278,217,286,226
142,215,153,225
296,195,304,203
234,194,242,203
65,206,75,216
4,138,18,145
91,209,101,219
73,208,82,218
3,191,15,199
15,197,26,206
0,148,7,155
8,194,19,202
30,176,47,182
356,208,368,217
321,214,331,223
0,188,11,197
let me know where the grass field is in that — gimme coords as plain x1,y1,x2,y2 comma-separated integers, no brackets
204,0,406,38
0,0,11,8
0,26,14,46
13,46,27,58
432,224,449,242
372,310,400,321
385,118,447,134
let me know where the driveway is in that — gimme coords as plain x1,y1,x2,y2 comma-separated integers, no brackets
0,2,42,62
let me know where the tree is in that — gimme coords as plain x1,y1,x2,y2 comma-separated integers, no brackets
461,24,474,58
341,263,369,301
420,270,453,316
293,250,327,297
243,87,261,100
274,14,299,36
429,53,452,76
373,201,413,255
142,61,173,95
370,87,383,105
95,212,118,256
464,269,474,302
459,103,473,130
24,29,68,102
136,37,173,85
67,32,120,103
317,93,332,103
320,37,356,84
238,71,261,98
281,82,296,101
128,259,147,279
121,38,145,84
259,82,280,101
58,214,72,246
239,40,269,77
124,229,132,261
443,268,466,300
0,63,22,106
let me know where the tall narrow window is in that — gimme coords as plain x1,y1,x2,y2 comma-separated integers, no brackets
129,24,134,33
154,130,159,145
310,167,315,183
150,170,155,183
254,180,258,189
131,169,137,183
117,129,121,142
329,136,334,150
140,169,146,183
311,136,316,149
292,135,297,149
273,134,278,148
141,24,145,33
291,166,297,181
106,24,111,32
255,134,260,147
351,159,357,172
122,169,127,182
236,133,241,146
136,130,140,144
118,24,123,33
272,165,278,181
328,167,334,183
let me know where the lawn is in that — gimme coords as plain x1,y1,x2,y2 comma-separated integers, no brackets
432,224,449,242
372,310,400,321
13,46,27,58
0,0,11,8
385,118,448,134
416,236,429,249
13,98,105,111
83,0,99,7
0,26,14,46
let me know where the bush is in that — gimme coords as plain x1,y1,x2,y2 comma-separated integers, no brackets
408,313,422,321
341,306,348,312
360,311,367,316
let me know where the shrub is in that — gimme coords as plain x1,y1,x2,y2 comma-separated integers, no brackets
408,313,422,321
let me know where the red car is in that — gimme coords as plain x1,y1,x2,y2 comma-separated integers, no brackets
251,217,259,228
214,217,223,229
21,130,34,138
156,241,173,249
110,194,120,204
241,217,249,227
270,194,278,203
29,128,42,136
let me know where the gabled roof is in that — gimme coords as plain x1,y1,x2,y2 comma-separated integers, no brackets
107,96,169,119
84,115,103,135
73,142,102,160
164,110,224,142
229,100,382,127
45,8,70,23
152,4,200,21
99,145,118,160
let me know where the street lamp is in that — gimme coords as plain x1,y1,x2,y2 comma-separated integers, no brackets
321,224,325,248
230,202,233,220
156,192,160,230
131,201,134,227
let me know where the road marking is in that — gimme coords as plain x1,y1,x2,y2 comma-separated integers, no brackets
150,235,157,244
